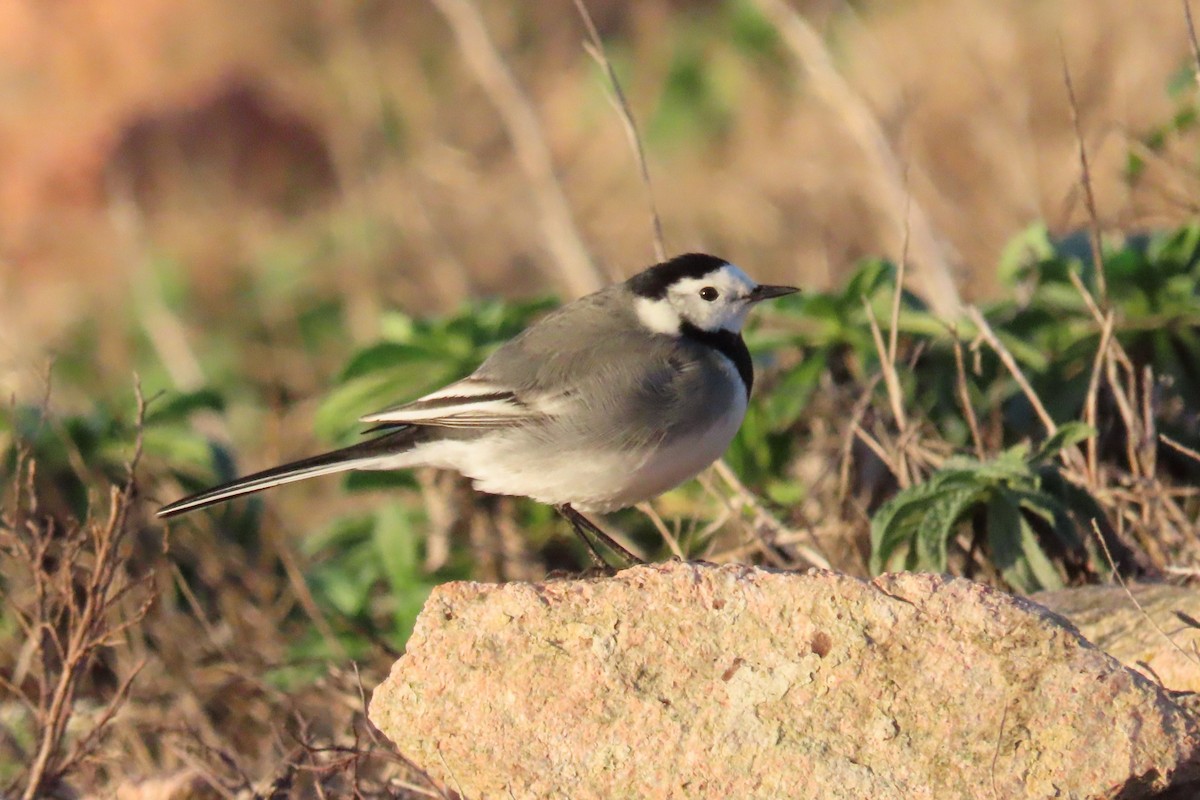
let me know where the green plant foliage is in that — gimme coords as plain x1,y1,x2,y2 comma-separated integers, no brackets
650,35,734,144
293,501,459,664
315,297,555,446
0,388,229,522
726,0,786,67
869,422,1094,593
1125,63,1199,182
748,224,1200,481
732,259,950,484
997,223,1200,442
18,216,1200,661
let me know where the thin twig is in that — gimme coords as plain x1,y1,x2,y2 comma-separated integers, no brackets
430,0,609,294
1082,312,1116,487
862,296,909,437
1059,41,1107,302
951,328,985,460
752,0,961,315
1066,269,1146,479
572,0,666,262
15,378,154,800
888,193,909,368
636,501,686,560
966,306,1056,436
710,460,831,569
1091,519,1200,671
1162,434,1200,466
1066,269,1105,326
1184,0,1200,88
838,375,883,504
1103,347,1143,479
852,421,902,481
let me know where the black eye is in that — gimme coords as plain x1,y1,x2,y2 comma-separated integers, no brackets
699,286,719,302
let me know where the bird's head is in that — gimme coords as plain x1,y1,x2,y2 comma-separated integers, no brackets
626,253,798,335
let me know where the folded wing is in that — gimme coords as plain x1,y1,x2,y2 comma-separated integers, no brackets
360,376,556,429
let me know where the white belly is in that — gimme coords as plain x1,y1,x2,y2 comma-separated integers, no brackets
391,389,747,513
592,393,746,511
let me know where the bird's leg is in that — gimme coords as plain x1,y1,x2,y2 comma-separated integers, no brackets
564,514,610,570
555,504,645,568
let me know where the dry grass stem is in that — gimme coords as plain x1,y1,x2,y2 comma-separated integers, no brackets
430,0,608,294
1059,43,1108,302
951,330,986,460
1091,520,1200,673
837,375,882,504
1103,347,1144,479
1162,434,1200,466
1184,0,1200,87
1083,312,1117,486
752,0,961,316
636,501,686,560
862,293,913,489
571,0,666,262
273,523,350,662
966,306,1057,436
4,380,157,800
889,194,910,368
1140,365,1159,479
862,296,909,437
851,421,902,483
710,459,831,569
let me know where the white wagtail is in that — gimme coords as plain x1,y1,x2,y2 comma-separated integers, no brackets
157,253,797,563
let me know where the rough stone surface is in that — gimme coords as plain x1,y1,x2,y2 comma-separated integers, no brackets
1033,582,1200,693
369,563,1200,799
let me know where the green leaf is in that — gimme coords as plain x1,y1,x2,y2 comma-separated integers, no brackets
727,0,783,60
139,427,216,468
373,503,422,593
314,364,460,442
962,447,1032,485
339,342,442,381
914,485,986,572
870,488,928,574
1032,422,1095,464
985,492,1062,593
870,471,984,574
372,503,435,644
1125,151,1146,182
145,388,226,425
1010,488,1079,555
761,353,825,430
997,223,1055,286
379,310,417,342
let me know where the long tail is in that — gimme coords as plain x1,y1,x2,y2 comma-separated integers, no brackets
157,427,424,518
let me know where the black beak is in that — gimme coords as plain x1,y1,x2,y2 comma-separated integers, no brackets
747,284,799,302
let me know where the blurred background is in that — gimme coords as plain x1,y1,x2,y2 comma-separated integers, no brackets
2,0,1194,399
3,0,1200,795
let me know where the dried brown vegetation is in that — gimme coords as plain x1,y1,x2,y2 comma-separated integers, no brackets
1,397,441,796
2,1,1200,796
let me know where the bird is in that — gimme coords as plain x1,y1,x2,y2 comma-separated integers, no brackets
157,253,798,564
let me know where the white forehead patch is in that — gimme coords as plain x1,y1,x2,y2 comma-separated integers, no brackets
635,296,682,334
718,263,755,292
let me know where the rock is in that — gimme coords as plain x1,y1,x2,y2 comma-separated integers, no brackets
369,563,1200,799
1033,582,1200,693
